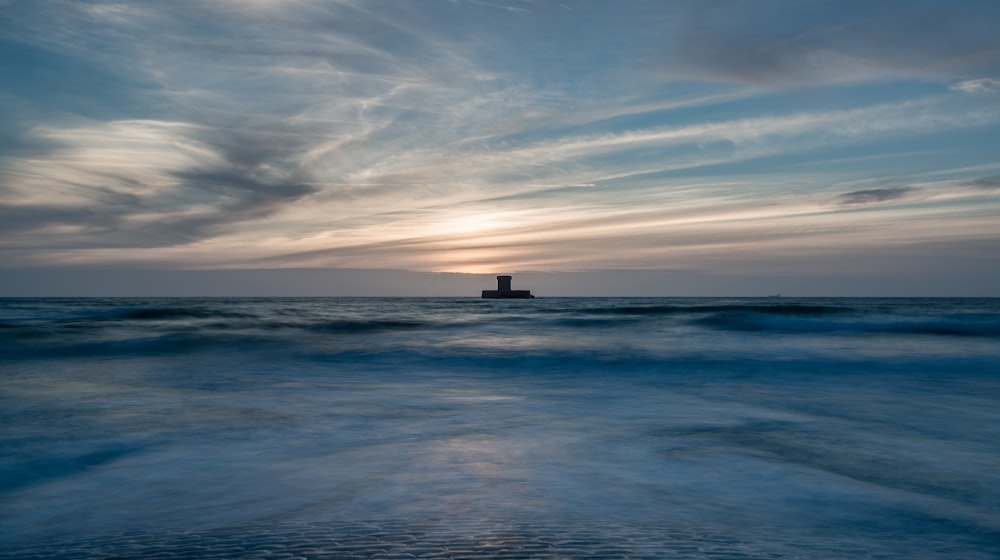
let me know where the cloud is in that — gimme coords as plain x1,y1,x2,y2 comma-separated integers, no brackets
829,175,1000,208
667,0,1000,87
5,85,998,268
456,0,533,13
0,1,513,263
0,119,317,252
952,78,1000,94
963,175,1000,190
835,187,916,206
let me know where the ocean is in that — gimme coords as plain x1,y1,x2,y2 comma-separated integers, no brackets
1,297,999,559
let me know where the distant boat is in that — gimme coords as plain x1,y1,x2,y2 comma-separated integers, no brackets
767,294,782,298
482,275,534,298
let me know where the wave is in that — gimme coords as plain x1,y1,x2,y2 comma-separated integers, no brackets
0,444,145,494
695,312,1000,337
0,330,301,360
692,304,848,316
873,319,1000,337
560,303,848,317
111,307,259,321
0,317,441,360
308,319,430,333
2,299,998,363
551,317,643,328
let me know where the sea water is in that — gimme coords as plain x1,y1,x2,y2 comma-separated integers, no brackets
1,297,998,558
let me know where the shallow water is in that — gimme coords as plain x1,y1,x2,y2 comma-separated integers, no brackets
2,297,999,558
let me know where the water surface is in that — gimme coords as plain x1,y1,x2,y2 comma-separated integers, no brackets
2,297,998,558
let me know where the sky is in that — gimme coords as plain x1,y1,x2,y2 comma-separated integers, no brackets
1,0,999,296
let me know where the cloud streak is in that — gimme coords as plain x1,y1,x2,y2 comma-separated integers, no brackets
835,187,916,206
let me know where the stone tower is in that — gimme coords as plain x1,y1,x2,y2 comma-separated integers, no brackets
482,275,534,298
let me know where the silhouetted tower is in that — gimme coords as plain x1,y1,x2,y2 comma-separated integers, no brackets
481,274,534,298
497,275,512,293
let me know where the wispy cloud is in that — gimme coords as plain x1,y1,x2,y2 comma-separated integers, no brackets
964,175,1000,190
835,187,916,206
952,78,1000,94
